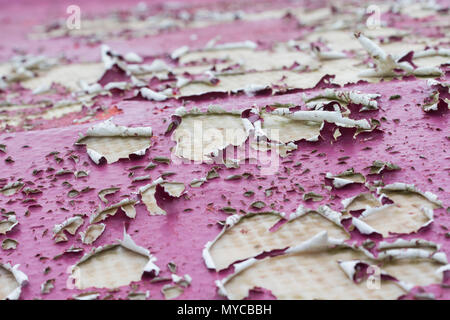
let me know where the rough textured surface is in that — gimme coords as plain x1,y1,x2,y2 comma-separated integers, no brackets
0,0,449,300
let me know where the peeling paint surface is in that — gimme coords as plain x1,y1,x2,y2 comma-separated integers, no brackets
0,0,449,300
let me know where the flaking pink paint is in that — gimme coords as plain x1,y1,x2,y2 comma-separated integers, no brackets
0,0,449,300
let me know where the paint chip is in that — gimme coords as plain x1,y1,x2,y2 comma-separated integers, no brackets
203,206,348,271
75,119,152,164
0,264,28,300
69,231,159,289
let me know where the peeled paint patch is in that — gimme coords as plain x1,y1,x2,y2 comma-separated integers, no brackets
21,63,105,92
0,264,28,300
352,184,441,236
216,232,405,300
354,204,432,236
1,0,449,301
161,284,184,300
53,216,84,243
42,14,188,39
341,193,381,212
259,110,323,144
377,248,447,287
139,178,185,215
257,109,370,146
422,79,450,112
75,119,153,164
127,291,149,300
2,239,18,250
73,292,100,300
217,232,448,300
80,224,106,245
0,182,24,196
0,215,19,235
355,33,442,78
140,87,168,101
368,160,401,175
178,58,368,96
303,88,381,111
41,279,55,294
90,199,137,223
171,107,250,162
204,206,348,271
70,231,159,289
326,168,366,189
24,101,86,121
355,33,413,78
379,183,442,207
98,187,120,203
190,178,207,188
305,28,359,48
179,46,318,72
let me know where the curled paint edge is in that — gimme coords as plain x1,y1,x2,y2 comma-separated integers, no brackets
266,108,371,130
75,119,153,164
90,198,138,223
69,230,160,286
190,178,207,187
174,105,243,117
98,187,120,203
427,79,450,88
138,178,185,215
139,177,165,194
216,231,348,299
285,205,344,228
0,263,28,300
413,66,443,77
377,182,443,207
53,216,84,241
341,192,380,210
378,239,441,251
140,87,168,101
127,59,171,75
351,217,379,235
171,106,253,163
104,81,130,91
204,207,346,271
139,178,185,196
124,52,143,63
204,40,257,51
161,284,184,299
76,118,153,140
0,215,19,235
73,292,101,300
80,223,106,245
303,88,380,110
254,114,321,144
415,48,450,59
255,108,370,149
377,248,448,265
325,169,366,188
86,146,150,165
119,230,160,275
216,231,448,299
337,260,412,292
202,212,284,270
354,204,434,235
0,181,24,195
355,33,415,77
171,45,190,60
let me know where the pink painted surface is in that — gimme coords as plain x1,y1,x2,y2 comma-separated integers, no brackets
0,0,449,300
